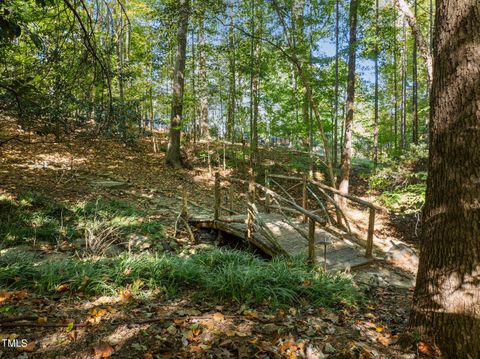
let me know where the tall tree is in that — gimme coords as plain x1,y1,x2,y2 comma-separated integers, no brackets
249,0,259,164
333,0,340,166
393,4,399,151
409,0,480,356
394,0,432,88
373,0,379,168
339,0,358,200
226,0,236,143
165,0,190,168
198,7,209,140
411,0,418,145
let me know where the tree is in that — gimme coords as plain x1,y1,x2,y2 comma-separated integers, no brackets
198,6,209,140
409,0,480,356
338,0,358,200
226,0,236,143
373,0,379,168
165,0,190,168
394,0,432,88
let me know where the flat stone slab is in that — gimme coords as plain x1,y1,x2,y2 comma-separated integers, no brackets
91,180,128,188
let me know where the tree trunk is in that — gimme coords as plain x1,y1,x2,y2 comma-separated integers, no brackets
394,0,433,89
199,10,209,140
412,0,418,145
400,20,407,150
339,0,358,201
249,0,259,165
165,0,190,168
333,0,340,166
227,0,236,143
393,5,398,151
409,1,480,356
373,0,379,169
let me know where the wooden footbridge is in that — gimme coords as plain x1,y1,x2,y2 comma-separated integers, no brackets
189,172,383,272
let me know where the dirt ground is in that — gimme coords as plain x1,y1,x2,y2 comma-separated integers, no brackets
0,119,434,358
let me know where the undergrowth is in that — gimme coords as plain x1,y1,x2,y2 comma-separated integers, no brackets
0,248,359,308
369,144,428,213
0,193,164,248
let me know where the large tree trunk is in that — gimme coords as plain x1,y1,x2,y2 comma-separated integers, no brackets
165,0,190,168
409,0,480,357
338,0,358,201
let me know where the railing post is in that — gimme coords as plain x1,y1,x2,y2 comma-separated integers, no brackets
181,189,188,219
264,170,270,213
308,218,316,265
246,170,256,243
366,207,375,259
302,174,308,223
228,186,234,214
214,172,220,221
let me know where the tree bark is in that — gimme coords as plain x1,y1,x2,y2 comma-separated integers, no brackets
198,10,209,140
394,0,433,89
333,0,340,166
393,5,398,151
165,0,190,168
226,0,236,143
412,0,418,145
409,0,480,357
373,0,379,168
338,0,358,201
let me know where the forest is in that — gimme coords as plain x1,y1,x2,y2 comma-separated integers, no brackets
0,0,478,357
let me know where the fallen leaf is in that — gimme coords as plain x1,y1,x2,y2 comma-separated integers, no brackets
0,291,12,303
377,336,391,346
143,353,153,359
244,310,257,318
417,341,438,357
13,290,28,300
17,341,35,352
120,289,132,303
212,312,224,322
56,283,69,293
375,326,384,333
37,316,48,324
67,330,78,341
93,341,114,358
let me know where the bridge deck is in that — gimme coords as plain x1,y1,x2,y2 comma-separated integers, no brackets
190,213,371,272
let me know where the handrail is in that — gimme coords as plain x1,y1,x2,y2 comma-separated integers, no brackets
266,173,382,259
268,174,385,211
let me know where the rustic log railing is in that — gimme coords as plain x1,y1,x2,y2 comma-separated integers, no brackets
265,173,383,259
213,172,332,267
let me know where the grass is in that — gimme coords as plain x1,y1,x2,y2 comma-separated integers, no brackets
0,248,359,308
0,193,164,248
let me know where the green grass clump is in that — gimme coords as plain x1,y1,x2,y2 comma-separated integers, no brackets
0,248,359,308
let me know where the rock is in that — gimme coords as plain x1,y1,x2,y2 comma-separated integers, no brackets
385,241,419,270
323,343,336,354
91,180,128,188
